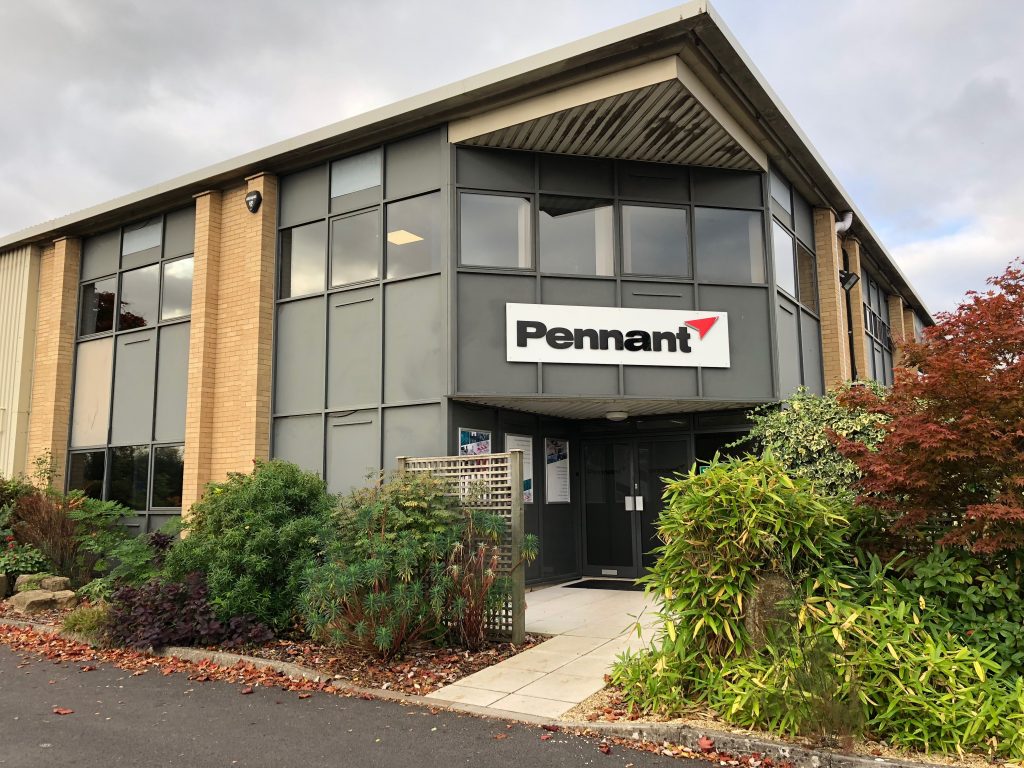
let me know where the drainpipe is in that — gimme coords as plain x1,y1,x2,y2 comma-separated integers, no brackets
836,211,857,380
835,210,854,236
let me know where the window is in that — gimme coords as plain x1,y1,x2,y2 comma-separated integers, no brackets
538,196,614,276
79,277,116,335
796,245,818,314
693,208,765,284
769,169,792,213
772,221,796,296
386,192,442,279
161,256,193,320
279,221,326,298
331,149,382,199
331,209,380,286
69,208,193,523
862,270,893,385
460,193,531,269
118,264,159,329
622,205,689,277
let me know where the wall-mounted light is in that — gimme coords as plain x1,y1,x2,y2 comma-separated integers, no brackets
839,269,860,292
245,190,263,214
605,411,629,422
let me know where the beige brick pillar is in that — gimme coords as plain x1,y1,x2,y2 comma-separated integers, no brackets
26,237,80,488
842,238,870,380
181,174,278,517
902,307,917,341
887,294,906,366
181,191,222,515
812,208,851,387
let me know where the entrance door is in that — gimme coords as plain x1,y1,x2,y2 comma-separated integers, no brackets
582,437,691,578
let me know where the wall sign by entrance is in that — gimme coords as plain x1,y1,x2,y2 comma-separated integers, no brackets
506,303,730,368
505,434,534,503
545,437,570,504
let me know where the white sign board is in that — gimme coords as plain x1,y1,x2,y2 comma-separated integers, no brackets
506,303,730,368
544,438,570,503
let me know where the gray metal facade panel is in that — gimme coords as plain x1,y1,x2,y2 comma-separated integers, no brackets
623,365,698,398
776,297,801,398
163,206,196,259
274,414,323,476
110,330,157,446
456,147,534,192
540,277,616,307
456,272,539,394
620,280,695,310
153,323,190,443
542,364,619,396
280,165,328,229
274,297,325,413
698,285,773,400
691,165,762,208
383,275,444,403
800,310,824,395
81,230,120,281
385,129,444,201
327,286,380,409
382,403,444,470
326,410,379,493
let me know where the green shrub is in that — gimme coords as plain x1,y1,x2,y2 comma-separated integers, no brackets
62,604,111,640
77,528,179,602
736,384,888,500
164,460,334,631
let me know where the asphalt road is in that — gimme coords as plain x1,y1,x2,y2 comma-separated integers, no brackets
0,645,696,768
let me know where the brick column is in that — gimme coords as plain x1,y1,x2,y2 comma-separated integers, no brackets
902,307,917,342
181,191,222,515
842,238,870,380
812,208,851,387
887,294,906,367
26,237,80,488
181,174,278,516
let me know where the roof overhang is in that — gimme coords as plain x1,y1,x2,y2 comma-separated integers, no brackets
453,395,770,420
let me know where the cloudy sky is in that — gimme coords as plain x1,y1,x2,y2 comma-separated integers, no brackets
1,0,1021,315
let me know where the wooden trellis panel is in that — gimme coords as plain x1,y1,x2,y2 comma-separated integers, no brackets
396,450,525,644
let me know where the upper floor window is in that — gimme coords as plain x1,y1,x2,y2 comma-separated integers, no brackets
862,269,893,385
538,196,614,276
459,193,531,269
621,204,689,277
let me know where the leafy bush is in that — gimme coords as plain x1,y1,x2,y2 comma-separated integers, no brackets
77,528,179,602
163,460,334,630
107,573,273,650
301,473,534,658
0,536,50,580
62,604,111,640
736,383,887,500
612,454,1024,758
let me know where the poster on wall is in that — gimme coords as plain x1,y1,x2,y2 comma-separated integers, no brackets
505,434,534,504
544,437,570,503
458,428,492,456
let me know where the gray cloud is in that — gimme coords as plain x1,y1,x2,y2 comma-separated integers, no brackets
2,0,1021,314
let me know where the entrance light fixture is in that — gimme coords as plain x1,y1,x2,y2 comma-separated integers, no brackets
605,411,629,422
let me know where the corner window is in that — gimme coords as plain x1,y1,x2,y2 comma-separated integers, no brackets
279,221,326,298
386,192,442,279
331,209,380,287
459,193,532,269
622,204,689,277
538,195,614,276
772,221,796,297
693,207,765,284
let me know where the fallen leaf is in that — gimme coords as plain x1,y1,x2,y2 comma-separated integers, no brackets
541,724,560,732
240,686,254,695
540,734,552,741
598,741,611,755
297,693,311,699
699,735,715,753
494,733,509,741
52,707,74,716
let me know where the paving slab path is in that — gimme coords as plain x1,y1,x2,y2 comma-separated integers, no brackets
428,581,658,718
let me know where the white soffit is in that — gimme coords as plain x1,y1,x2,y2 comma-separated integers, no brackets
453,396,767,420
448,56,766,171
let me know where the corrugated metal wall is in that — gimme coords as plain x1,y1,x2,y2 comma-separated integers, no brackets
0,244,40,477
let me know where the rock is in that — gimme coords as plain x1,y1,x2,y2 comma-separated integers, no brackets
8,589,57,614
39,576,72,592
745,570,796,650
14,572,50,593
0,573,8,598
51,590,78,609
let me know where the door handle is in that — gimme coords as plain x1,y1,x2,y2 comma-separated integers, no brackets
634,495,644,512
624,496,634,512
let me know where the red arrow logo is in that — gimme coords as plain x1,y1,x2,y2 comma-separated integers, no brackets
684,316,719,340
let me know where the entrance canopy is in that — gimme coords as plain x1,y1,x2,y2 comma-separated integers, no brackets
453,395,768,420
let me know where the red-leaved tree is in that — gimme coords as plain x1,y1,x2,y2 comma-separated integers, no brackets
837,260,1024,557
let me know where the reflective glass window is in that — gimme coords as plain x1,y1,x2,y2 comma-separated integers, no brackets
68,451,105,500
119,264,159,330
279,221,326,298
122,219,162,255
331,149,382,199
109,445,149,511
538,196,614,276
772,221,797,296
797,245,818,313
161,256,193,320
79,277,116,336
70,338,113,447
151,445,185,508
331,209,380,286
622,204,689,277
460,193,532,269
386,192,442,279
693,208,765,284
769,169,792,213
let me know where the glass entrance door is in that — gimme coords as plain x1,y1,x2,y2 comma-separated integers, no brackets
582,437,691,578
